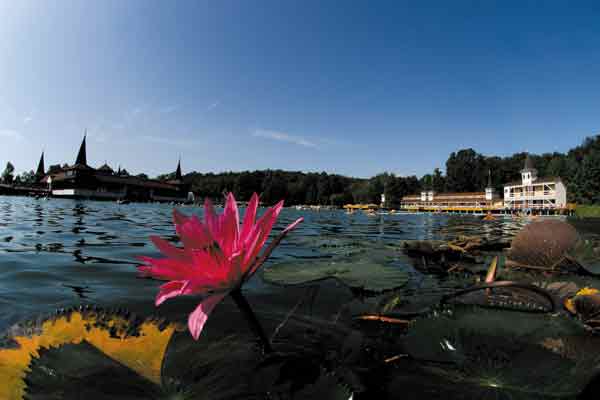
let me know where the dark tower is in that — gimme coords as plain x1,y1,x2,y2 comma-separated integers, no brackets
522,153,535,172
75,132,87,166
175,158,182,181
36,152,45,177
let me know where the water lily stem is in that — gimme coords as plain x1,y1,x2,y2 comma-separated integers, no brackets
230,289,273,354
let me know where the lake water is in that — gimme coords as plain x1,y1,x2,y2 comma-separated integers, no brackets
4,195,600,399
0,195,529,331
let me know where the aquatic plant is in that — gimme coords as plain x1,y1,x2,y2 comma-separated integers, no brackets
0,306,177,400
138,193,303,348
397,305,599,399
8,307,356,399
262,256,410,294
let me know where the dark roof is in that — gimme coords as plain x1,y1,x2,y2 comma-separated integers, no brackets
98,163,114,173
75,134,87,166
504,176,562,187
175,159,182,180
95,175,180,189
36,152,45,176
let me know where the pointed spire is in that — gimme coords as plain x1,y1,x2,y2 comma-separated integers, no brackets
522,152,535,172
175,158,182,180
487,169,492,188
36,151,45,177
75,130,87,166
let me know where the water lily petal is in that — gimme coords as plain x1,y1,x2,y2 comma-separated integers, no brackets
242,227,263,272
137,256,196,281
256,200,284,248
188,293,228,340
221,193,240,256
150,236,188,260
240,193,259,240
156,280,187,306
245,217,303,281
204,197,222,240
173,208,190,226
245,201,285,265
177,215,213,249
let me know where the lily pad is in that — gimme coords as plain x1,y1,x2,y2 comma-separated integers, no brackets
400,305,597,398
262,258,410,293
24,341,163,399
8,306,359,400
0,306,177,400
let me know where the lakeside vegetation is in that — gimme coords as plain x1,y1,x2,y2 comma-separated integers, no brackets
575,205,600,218
2,135,600,208
171,135,600,207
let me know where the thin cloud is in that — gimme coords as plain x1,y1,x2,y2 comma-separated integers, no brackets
23,115,33,124
160,105,178,114
206,101,220,112
0,129,24,141
141,135,199,147
253,129,318,148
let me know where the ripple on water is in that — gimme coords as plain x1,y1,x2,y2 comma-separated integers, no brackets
0,195,551,332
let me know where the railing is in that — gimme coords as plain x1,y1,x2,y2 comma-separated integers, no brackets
508,191,555,199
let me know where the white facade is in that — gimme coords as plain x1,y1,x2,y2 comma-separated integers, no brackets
485,187,494,201
503,158,567,209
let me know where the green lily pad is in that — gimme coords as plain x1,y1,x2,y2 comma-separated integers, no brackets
401,306,596,398
263,258,410,293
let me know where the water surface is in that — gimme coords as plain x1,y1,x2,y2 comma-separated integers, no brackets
0,196,530,331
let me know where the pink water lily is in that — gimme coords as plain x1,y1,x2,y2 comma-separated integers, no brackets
138,193,303,341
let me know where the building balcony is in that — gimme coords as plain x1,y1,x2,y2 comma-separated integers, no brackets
506,191,555,200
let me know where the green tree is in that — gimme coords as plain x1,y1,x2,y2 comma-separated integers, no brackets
432,168,446,192
20,170,36,185
445,149,487,192
1,162,15,184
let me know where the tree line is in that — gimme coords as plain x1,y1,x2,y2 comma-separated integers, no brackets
2,135,599,206
172,135,600,207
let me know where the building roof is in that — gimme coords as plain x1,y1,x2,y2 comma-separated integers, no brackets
97,163,114,173
402,191,488,201
36,152,45,177
94,174,180,189
175,159,182,180
75,133,87,166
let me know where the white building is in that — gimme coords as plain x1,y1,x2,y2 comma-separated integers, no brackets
503,155,567,210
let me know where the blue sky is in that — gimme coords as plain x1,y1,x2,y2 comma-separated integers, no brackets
1,1,599,178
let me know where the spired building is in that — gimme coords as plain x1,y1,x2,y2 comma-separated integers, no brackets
503,154,567,210
41,135,191,202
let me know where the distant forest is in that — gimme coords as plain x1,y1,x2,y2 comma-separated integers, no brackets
2,135,599,207
161,135,600,207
